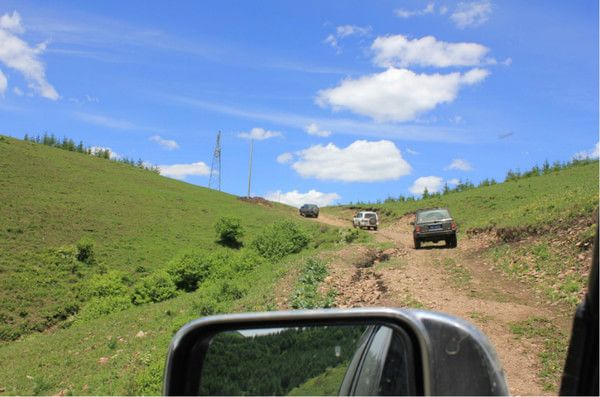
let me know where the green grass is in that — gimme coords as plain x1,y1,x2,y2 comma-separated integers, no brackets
510,316,568,392
290,258,336,309
487,237,589,305
287,363,348,396
0,135,334,339
324,161,598,232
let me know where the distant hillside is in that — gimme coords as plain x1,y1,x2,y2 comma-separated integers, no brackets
325,161,599,233
0,135,306,339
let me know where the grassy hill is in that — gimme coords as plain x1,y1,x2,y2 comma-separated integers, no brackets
0,135,338,340
325,161,598,233
0,135,358,395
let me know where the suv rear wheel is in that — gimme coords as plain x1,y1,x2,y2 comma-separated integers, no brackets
446,235,457,248
414,238,421,249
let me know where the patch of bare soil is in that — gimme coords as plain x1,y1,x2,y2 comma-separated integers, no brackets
309,214,570,395
237,196,273,207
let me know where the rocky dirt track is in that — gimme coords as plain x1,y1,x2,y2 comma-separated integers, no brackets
306,213,571,396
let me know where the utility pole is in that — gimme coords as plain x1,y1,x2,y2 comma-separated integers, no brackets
209,131,222,191
247,138,254,198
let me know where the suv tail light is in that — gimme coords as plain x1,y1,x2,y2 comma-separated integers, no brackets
451,222,457,230
415,226,421,232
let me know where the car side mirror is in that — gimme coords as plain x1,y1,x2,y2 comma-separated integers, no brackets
164,308,508,396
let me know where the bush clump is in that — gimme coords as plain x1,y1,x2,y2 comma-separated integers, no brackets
166,250,213,292
131,271,178,305
78,271,130,300
215,217,244,247
251,221,310,260
76,238,96,265
75,296,132,323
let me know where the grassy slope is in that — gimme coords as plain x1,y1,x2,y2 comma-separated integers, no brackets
0,136,308,337
324,162,598,232
0,135,350,394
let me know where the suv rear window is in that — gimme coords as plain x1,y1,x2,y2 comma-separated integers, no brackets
417,209,450,222
364,213,376,219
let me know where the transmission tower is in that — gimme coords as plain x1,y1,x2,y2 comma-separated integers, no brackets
209,131,221,191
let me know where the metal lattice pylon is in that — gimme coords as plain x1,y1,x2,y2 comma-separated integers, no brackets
208,131,221,191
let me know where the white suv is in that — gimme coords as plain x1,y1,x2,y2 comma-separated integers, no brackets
352,211,379,230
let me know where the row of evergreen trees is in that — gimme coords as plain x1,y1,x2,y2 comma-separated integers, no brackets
349,157,598,206
23,133,160,174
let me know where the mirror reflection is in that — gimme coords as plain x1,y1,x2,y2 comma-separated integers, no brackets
198,324,414,396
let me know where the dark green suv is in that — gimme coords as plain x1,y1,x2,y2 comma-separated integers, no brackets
412,208,457,249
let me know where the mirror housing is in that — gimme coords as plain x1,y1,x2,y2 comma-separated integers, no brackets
164,308,508,396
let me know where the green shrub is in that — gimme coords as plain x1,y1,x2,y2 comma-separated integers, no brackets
76,238,95,265
75,296,131,323
344,228,360,243
251,221,310,260
0,324,21,342
78,271,129,300
233,250,268,273
166,250,213,292
131,271,178,305
215,217,244,247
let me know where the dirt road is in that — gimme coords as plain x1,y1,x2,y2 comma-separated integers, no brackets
308,213,561,395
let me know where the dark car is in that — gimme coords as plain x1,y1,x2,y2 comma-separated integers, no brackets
412,208,457,249
299,204,319,218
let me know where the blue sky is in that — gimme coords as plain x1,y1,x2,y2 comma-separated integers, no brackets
0,0,598,206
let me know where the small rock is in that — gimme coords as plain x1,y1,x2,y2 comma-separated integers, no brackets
0,387,6,393
98,356,109,365
135,331,146,338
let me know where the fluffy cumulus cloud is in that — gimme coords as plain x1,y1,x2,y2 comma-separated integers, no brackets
0,69,6,95
305,123,331,137
158,161,210,180
150,135,179,150
395,2,435,18
265,189,341,208
316,67,489,122
372,35,490,68
409,176,444,194
573,142,600,160
451,1,492,28
276,152,293,164
0,11,59,100
238,127,281,140
290,140,411,182
446,158,473,171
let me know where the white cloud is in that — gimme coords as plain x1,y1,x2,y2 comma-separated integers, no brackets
0,69,6,95
90,146,121,159
316,67,489,122
395,2,435,18
409,176,444,194
451,1,492,29
406,148,419,155
158,161,211,180
372,35,489,68
305,123,332,137
150,135,179,150
447,178,460,186
276,152,293,164
573,142,600,160
291,140,411,182
325,25,370,53
265,189,341,208
13,86,23,96
0,11,59,100
324,34,340,53
336,25,371,38
446,158,473,171
238,127,282,140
